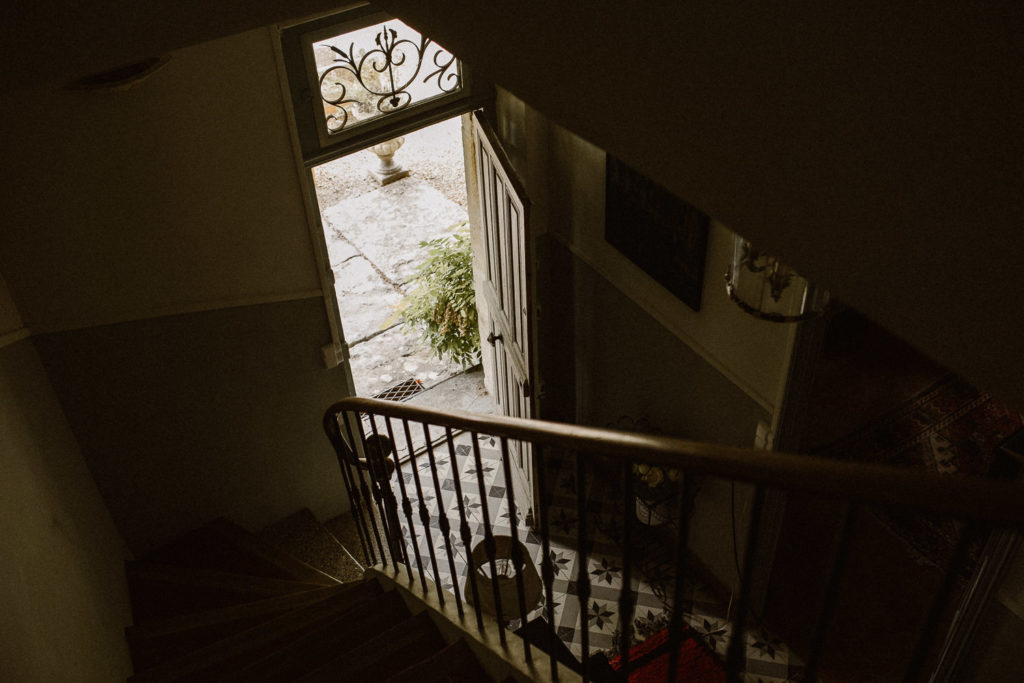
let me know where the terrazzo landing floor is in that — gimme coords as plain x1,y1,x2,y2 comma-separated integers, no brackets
360,431,808,682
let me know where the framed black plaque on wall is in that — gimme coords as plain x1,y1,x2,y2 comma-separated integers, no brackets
605,155,710,312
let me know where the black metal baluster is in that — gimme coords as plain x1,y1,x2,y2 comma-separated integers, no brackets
725,485,765,683
323,411,372,565
423,423,464,618
446,427,486,631
575,451,591,682
368,416,411,577
617,460,636,680
348,413,391,570
336,440,373,565
904,521,981,682
499,437,532,663
471,432,507,646
402,418,443,602
534,444,560,682
667,476,696,683
804,502,856,683
383,417,423,586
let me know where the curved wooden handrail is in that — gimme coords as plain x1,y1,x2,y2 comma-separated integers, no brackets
327,397,1024,526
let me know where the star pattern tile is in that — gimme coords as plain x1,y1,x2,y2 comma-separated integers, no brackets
361,431,805,682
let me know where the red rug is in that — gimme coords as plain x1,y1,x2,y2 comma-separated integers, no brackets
608,626,726,682
816,375,1022,569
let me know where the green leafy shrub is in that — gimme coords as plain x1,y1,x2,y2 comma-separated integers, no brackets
400,223,480,367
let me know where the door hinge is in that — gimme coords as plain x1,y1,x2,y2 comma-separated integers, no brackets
321,342,350,369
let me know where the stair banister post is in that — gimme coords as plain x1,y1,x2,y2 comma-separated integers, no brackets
422,422,465,618
324,409,375,566
402,417,444,603
498,436,533,664
445,426,487,632
367,416,410,575
534,443,560,682
471,431,508,647
343,412,390,566
575,451,591,682
383,416,423,586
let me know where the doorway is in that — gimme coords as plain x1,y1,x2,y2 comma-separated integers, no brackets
312,114,492,414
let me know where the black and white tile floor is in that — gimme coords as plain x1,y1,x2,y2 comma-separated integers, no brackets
389,432,807,682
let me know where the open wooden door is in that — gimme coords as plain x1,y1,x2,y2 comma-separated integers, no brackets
472,112,537,527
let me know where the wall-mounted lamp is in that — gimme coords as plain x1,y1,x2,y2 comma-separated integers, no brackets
725,235,830,323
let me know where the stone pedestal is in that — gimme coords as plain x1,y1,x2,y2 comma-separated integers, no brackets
369,137,410,185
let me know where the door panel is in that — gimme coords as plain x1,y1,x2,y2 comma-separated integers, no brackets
472,111,536,526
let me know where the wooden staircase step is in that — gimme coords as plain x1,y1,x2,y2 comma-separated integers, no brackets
258,508,363,582
221,588,412,682
130,579,384,682
384,638,489,682
126,584,352,671
296,611,446,682
126,561,326,622
142,518,337,585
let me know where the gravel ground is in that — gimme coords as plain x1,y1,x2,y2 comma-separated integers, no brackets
313,116,468,209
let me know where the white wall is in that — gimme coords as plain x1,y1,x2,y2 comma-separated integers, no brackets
0,272,25,337
494,89,793,423
0,27,353,552
492,91,774,588
1,27,321,333
0,338,133,681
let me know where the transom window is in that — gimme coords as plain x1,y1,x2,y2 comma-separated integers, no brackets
313,19,461,134
281,6,488,164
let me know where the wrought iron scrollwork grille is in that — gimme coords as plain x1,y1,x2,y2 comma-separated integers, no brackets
317,21,462,133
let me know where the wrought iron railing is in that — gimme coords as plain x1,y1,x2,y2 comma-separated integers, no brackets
324,397,1024,682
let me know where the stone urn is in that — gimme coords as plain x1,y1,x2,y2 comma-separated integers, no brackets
368,136,410,185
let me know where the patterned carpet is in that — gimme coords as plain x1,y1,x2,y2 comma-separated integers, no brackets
816,375,1022,570
387,432,807,682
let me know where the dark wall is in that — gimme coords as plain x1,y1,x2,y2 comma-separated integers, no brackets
34,298,352,553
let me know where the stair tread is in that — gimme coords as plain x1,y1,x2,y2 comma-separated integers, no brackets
384,638,489,683
126,584,353,671
141,518,336,585
221,587,412,682
258,508,363,582
129,579,384,682
296,610,446,682
127,561,327,622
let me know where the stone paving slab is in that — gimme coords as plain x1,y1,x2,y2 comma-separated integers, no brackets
406,366,494,415
327,238,359,267
348,324,463,398
333,256,403,344
322,178,467,286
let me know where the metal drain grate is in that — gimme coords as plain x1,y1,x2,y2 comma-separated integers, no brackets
360,378,425,439
372,377,425,402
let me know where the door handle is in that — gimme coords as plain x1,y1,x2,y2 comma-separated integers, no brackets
486,332,502,346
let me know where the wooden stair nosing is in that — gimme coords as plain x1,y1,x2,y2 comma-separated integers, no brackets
220,588,412,683
206,517,340,585
383,638,490,683
141,518,333,585
126,584,357,669
128,580,385,683
127,563,332,623
295,611,446,682
126,584,352,641
127,561,328,597
257,508,358,581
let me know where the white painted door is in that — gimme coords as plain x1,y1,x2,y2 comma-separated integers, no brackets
472,112,536,526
